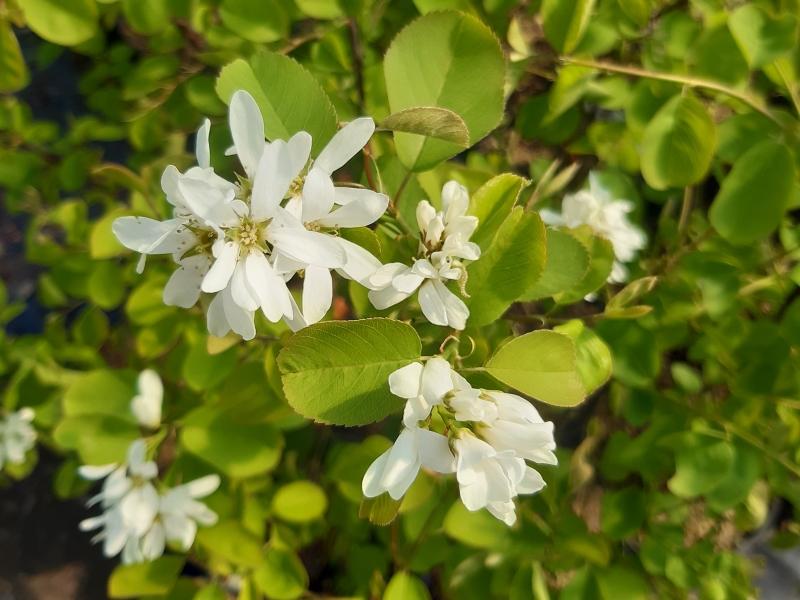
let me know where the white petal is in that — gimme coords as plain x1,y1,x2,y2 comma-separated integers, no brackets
131,369,162,429
369,263,409,289
517,467,546,495
418,280,448,326
141,522,166,561
416,428,456,474
245,251,293,322
195,119,211,169
314,117,374,174
335,238,382,286
163,255,208,308
229,90,265,177
368,286,413,310
316,190,388,228
302,265,332,325
421,357,454,402
441,180,469,222
177,177,236,225
251,139,293,220
433,280,469,330
112,217,179,254
163,513,197,550
270,228,346,268
380,428,421,499
221,287,256,340
388,362,423,399
183,474,221,498
334,186,381,206
392,270,426,295
201,242,238,293
230,261,259,311
282,294,308,332
206,293,229,337
362,449,391,498
120,484,159,536
287,131,312,175
78,463,117,480
301,168,335,223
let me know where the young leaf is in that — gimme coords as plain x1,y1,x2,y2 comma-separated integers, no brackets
554,320,613,395
640,94,716,190
379,107,470,146
216,51,338,155
524,227,590,300
17,0,99,46
108,557,185,598
484,330,585,407
709,140,795,245
469,173,527,249
0,21,28,93
219,0,290,43
384,572,432,600
729,4,797,68
277,318,422,425
272,481,328,523
466,207,546,327
541,0,596,53
253,549,309,600
383,11,506,171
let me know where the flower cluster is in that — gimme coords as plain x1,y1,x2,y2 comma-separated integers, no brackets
362,358,556,525
79,371,219,563
368,181,481,330
0,408,36,471
541,172,646,283
113,91,388,340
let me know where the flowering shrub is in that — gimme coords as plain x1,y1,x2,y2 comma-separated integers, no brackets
1,1,800,599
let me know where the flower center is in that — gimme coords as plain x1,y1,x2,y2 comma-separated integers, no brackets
288,175,304,198
235,218,265,250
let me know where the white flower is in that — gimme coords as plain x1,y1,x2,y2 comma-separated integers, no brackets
477,391,558,466
79,440,160,561
137,474,220,562
131,370,162,430
0,408,36,470
362,426,455,500
277,120,387,328
454,431,546,526
541,172,646,283
389,357,456,427
368,181,480,330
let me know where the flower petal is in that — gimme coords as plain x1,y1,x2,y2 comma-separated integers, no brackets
251,139,293,220
302,265,332,325
416,428,456,473
163,255,208,308
270,228,346,269
195,118,211,169
112,217,180,255
368,286,413,310
206,293,229,337
316,190,388,228
301,167,335,223
418,280,448,326
421,357,454,403
245,251,293,322
314,117,374,174
362,449,391,498
287,131,312,175
335,238,382,286
388,362,423,399
221,286,256,340
229,90,265,177
201,242,238,293
433,279,468,330
230,261,259,311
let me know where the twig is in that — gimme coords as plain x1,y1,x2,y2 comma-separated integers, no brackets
561,56,782,125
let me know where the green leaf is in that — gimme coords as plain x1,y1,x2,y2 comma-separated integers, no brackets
383,11,506,171
640,94,716,190
484,330,585,407
63,369,136,419
180,406,283,478
668,434,735,498
384,572,431,600
195,520,264,568
596,566,650,600
17,0,98,46
216,50,337,156
53,415,139,465
541,0,596,53
122,0,169,35
379,107,470,147
466,207,546,326
277,318,421,426
709,140,795,244
219,0,290,43
182,342,238,391
469,173,527,249
600,487,646,540
554,227,615,303
0,20,28,93
90,209,126,259
253,549,309,600
443,501,511,550
729,4,797,68
553,320,613,395
108,557,185,598
272,481,328,523
524,228,590,300
606,276,658,310
126,276,175,326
